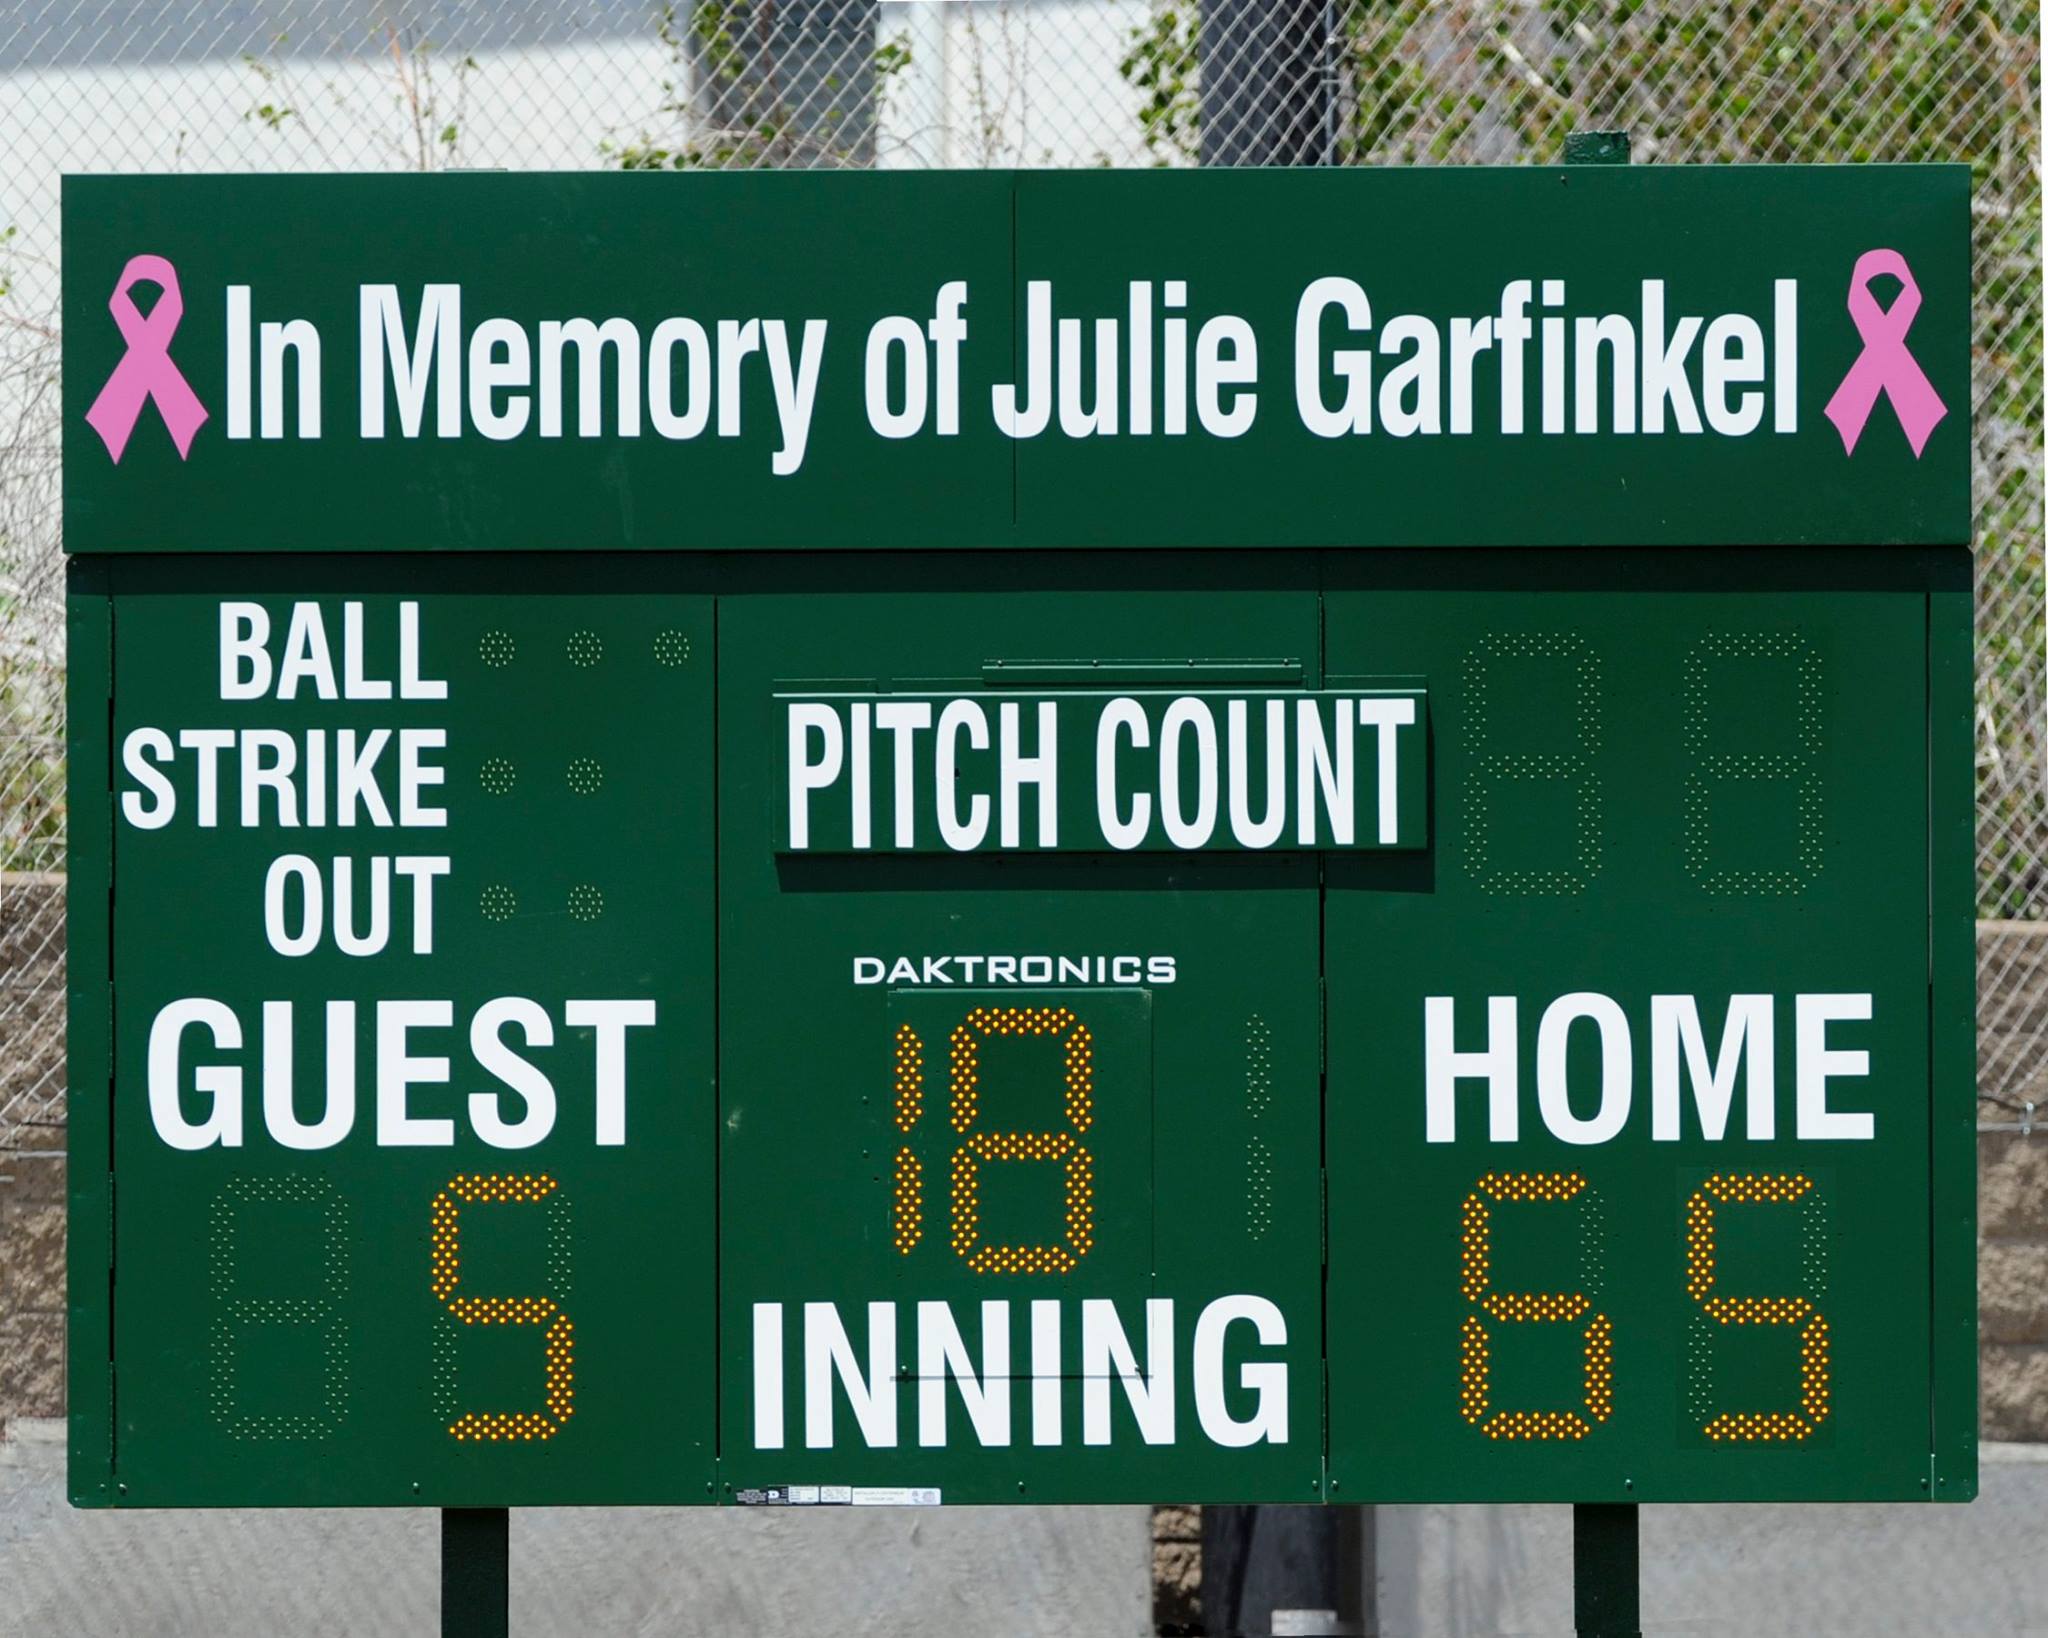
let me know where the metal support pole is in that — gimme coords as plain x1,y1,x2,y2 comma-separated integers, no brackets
1336,1504,1377,1634
1572,1503,1640,1638
1199,1504,1371,1634
442,1507,509,1638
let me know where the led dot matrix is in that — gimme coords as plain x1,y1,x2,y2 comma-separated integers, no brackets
432,1174,576,1443
208,1175,351,1441
1461,633,1604,897
1688,1173,1831,1442
1455,1170,1833,1450
892,1006,1098,1275
892,1024,927,1255
1458,1172,1612,1442
1681,632,1824,897
1245,1014,1274,1242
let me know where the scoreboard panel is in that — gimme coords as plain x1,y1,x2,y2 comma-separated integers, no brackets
715,580,1327,1503
79,565,718,1505
70,549,1968,1508
62,168,1975,1510
1324,564,1940,1502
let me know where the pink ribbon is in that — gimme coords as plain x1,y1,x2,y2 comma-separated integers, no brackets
84,254,209,463
1823,248,1946,459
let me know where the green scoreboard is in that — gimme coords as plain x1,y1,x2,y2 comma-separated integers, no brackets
64,169,1976,1510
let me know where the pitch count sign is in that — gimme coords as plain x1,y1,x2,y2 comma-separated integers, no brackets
66,168,1974,1509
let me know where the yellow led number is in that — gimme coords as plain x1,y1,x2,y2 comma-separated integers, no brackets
893,1006,1096,1274
1685,1173,1832,1442
1458,1172,1614,1441
430,1173,575,1442
1457,1170,1832,1446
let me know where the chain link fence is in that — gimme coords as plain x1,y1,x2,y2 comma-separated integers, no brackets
1,0,2041,1147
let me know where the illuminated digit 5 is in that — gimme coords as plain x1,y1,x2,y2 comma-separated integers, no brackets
1458,1172,1613,1441
430,1173,575,1442
1685,1173,1831,1442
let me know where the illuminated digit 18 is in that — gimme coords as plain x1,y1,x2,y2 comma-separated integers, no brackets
429,1173,575,1442
891,1006,1096,1274
1458,1171,1614,1441
1685,1173,1831,1441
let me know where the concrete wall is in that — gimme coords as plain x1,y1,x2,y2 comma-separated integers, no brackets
12,1420,2039,1637
1978,923,2048,1439
1981,1134,2048,1438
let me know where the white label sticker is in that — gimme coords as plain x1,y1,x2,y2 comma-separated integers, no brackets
851,1486,941,1507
